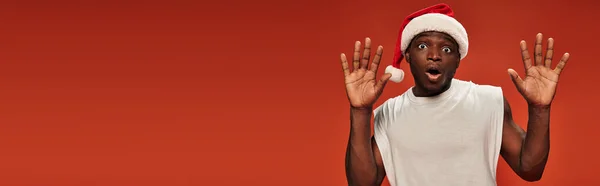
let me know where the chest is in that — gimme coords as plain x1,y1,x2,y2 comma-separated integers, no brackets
386,104,493,156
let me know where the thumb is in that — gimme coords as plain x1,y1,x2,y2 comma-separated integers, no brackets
508,68,525,92
376,73,392,91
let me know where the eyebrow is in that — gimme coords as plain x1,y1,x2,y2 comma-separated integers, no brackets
442,36,456,45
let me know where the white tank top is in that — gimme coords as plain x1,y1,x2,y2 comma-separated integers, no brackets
373,78,504,186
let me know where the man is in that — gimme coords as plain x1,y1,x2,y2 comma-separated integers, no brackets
341,3,570,186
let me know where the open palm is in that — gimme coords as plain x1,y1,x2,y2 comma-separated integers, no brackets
341,38,391,109
508,33,570,107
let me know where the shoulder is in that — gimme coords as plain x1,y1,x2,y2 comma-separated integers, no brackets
453,79,504,109
456,78,503,100
374,95,402,116
373,90,410,121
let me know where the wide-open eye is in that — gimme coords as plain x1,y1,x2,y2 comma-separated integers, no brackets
418,43,427,49
442,46,452,53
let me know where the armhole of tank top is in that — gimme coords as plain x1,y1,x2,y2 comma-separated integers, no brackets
373,101,390,156
373,100,395,185
490,86,505,175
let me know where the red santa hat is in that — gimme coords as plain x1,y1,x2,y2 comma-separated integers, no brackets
385,3,469,83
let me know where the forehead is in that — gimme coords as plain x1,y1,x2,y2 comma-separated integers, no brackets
412,31,458,45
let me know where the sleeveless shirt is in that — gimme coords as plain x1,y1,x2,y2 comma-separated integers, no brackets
373,78,504,186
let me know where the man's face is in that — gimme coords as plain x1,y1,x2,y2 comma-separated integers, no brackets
405,31,461,94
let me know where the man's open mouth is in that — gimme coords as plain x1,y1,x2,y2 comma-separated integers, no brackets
426,68,441,75
425,67,442,81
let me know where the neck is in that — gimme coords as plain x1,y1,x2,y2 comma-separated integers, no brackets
412,79,453,97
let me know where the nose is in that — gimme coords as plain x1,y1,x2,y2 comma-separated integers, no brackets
427,49,441,62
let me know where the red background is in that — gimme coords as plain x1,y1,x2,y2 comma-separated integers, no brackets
1,0,599,185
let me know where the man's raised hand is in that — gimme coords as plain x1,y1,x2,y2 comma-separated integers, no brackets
341,37,392,109
508,33,570,107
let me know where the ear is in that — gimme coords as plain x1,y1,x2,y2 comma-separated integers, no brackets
405,52,411,64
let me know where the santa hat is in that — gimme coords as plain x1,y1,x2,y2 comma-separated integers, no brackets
385,3,469,83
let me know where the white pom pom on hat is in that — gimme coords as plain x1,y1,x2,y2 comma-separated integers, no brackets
385,65,405,83
387,3,469,83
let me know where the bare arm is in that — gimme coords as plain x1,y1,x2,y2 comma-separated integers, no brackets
372,136,386,185
340,37,391,186
345,108,385,186
500,97,550,182
503,33,570,181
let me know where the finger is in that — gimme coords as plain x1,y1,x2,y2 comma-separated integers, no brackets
360,37,372,69
544,38,554,68
340,53,350,77
508,68,525,93
353,41,361,71
534,33,543,66
554,53,570,74
375,73,392,92
520,40,533,70
369,45,383,73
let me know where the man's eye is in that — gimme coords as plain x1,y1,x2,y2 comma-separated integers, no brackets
442,47,451,53
418,43,427,49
